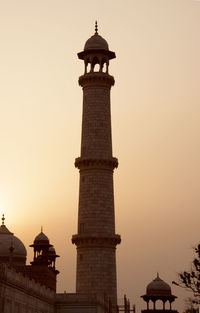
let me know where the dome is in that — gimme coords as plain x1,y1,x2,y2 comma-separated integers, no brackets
34,231,49,245
0,217,27,266
146,274,171,296
84,33,109,51
78,23,115,61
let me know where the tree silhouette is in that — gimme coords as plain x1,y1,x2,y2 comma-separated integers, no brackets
172,244,200,311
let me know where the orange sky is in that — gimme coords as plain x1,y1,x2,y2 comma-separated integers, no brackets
0,1,200,312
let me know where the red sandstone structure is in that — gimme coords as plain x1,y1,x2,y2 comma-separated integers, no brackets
72,22,121,308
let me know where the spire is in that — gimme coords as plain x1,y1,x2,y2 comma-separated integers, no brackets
95,21,98,35
41,226,43,232
2,213,5,225
0,214,13,234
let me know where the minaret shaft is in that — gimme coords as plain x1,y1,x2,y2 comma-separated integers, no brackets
81,84,112,159
78,168,115,234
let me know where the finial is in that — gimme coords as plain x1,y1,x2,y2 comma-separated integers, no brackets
2,214,5,225
95,21,98,34
41,226,43,233
157,272,159,278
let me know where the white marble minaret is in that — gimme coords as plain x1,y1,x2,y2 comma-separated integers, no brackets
72,23,121,308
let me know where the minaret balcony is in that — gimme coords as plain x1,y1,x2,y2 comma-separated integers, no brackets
75,157,118,170
72,233,121,247
79,72,115,87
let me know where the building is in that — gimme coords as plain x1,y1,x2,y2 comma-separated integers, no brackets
141,274,178,313
72,21,120,308
0,25,178,313
0,217,55,313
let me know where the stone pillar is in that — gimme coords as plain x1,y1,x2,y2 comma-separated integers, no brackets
72,26,121,307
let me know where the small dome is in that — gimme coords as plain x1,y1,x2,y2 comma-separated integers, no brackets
146,274,171,296
84,33,109,51
34,231,49,244
0,218,27,266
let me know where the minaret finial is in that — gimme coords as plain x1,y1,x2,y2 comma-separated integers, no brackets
95,21,98,34
2,214,5,225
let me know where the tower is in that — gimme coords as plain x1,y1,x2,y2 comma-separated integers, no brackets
28,230,59,291
72,23,121,308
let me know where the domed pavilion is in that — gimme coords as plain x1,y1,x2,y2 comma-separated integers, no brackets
141,274,178,313
77,21,115,74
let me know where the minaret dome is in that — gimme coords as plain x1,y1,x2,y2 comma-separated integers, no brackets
78,22,115,74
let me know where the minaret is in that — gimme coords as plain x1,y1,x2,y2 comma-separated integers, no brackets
29,230,59,291
72,23,121,307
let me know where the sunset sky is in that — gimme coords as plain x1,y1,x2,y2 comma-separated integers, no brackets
1,0,200,312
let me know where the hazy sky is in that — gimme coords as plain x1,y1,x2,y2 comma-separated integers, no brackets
1,1,200,312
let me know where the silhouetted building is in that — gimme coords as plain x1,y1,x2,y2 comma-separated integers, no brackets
141,274,178,313
0,217,56,312
72,21,120,308
0,25,179,313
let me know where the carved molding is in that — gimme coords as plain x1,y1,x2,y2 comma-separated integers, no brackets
79,72,115,87
72,234,121,248
75,157,118,170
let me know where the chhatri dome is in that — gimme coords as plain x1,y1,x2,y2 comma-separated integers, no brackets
78,22,115,75
141,274,177,312
84,21,109,51
0,214,27,266
146,273,171,296
34,228,50,245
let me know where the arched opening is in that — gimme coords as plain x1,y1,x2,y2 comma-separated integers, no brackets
86,62,92,73
91,56,100,72
93,63,100,72
164,300,170,310
148,300,154,310
85,58,92,73
156,299,163,310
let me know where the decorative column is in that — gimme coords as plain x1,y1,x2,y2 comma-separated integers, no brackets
72,23,121,307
